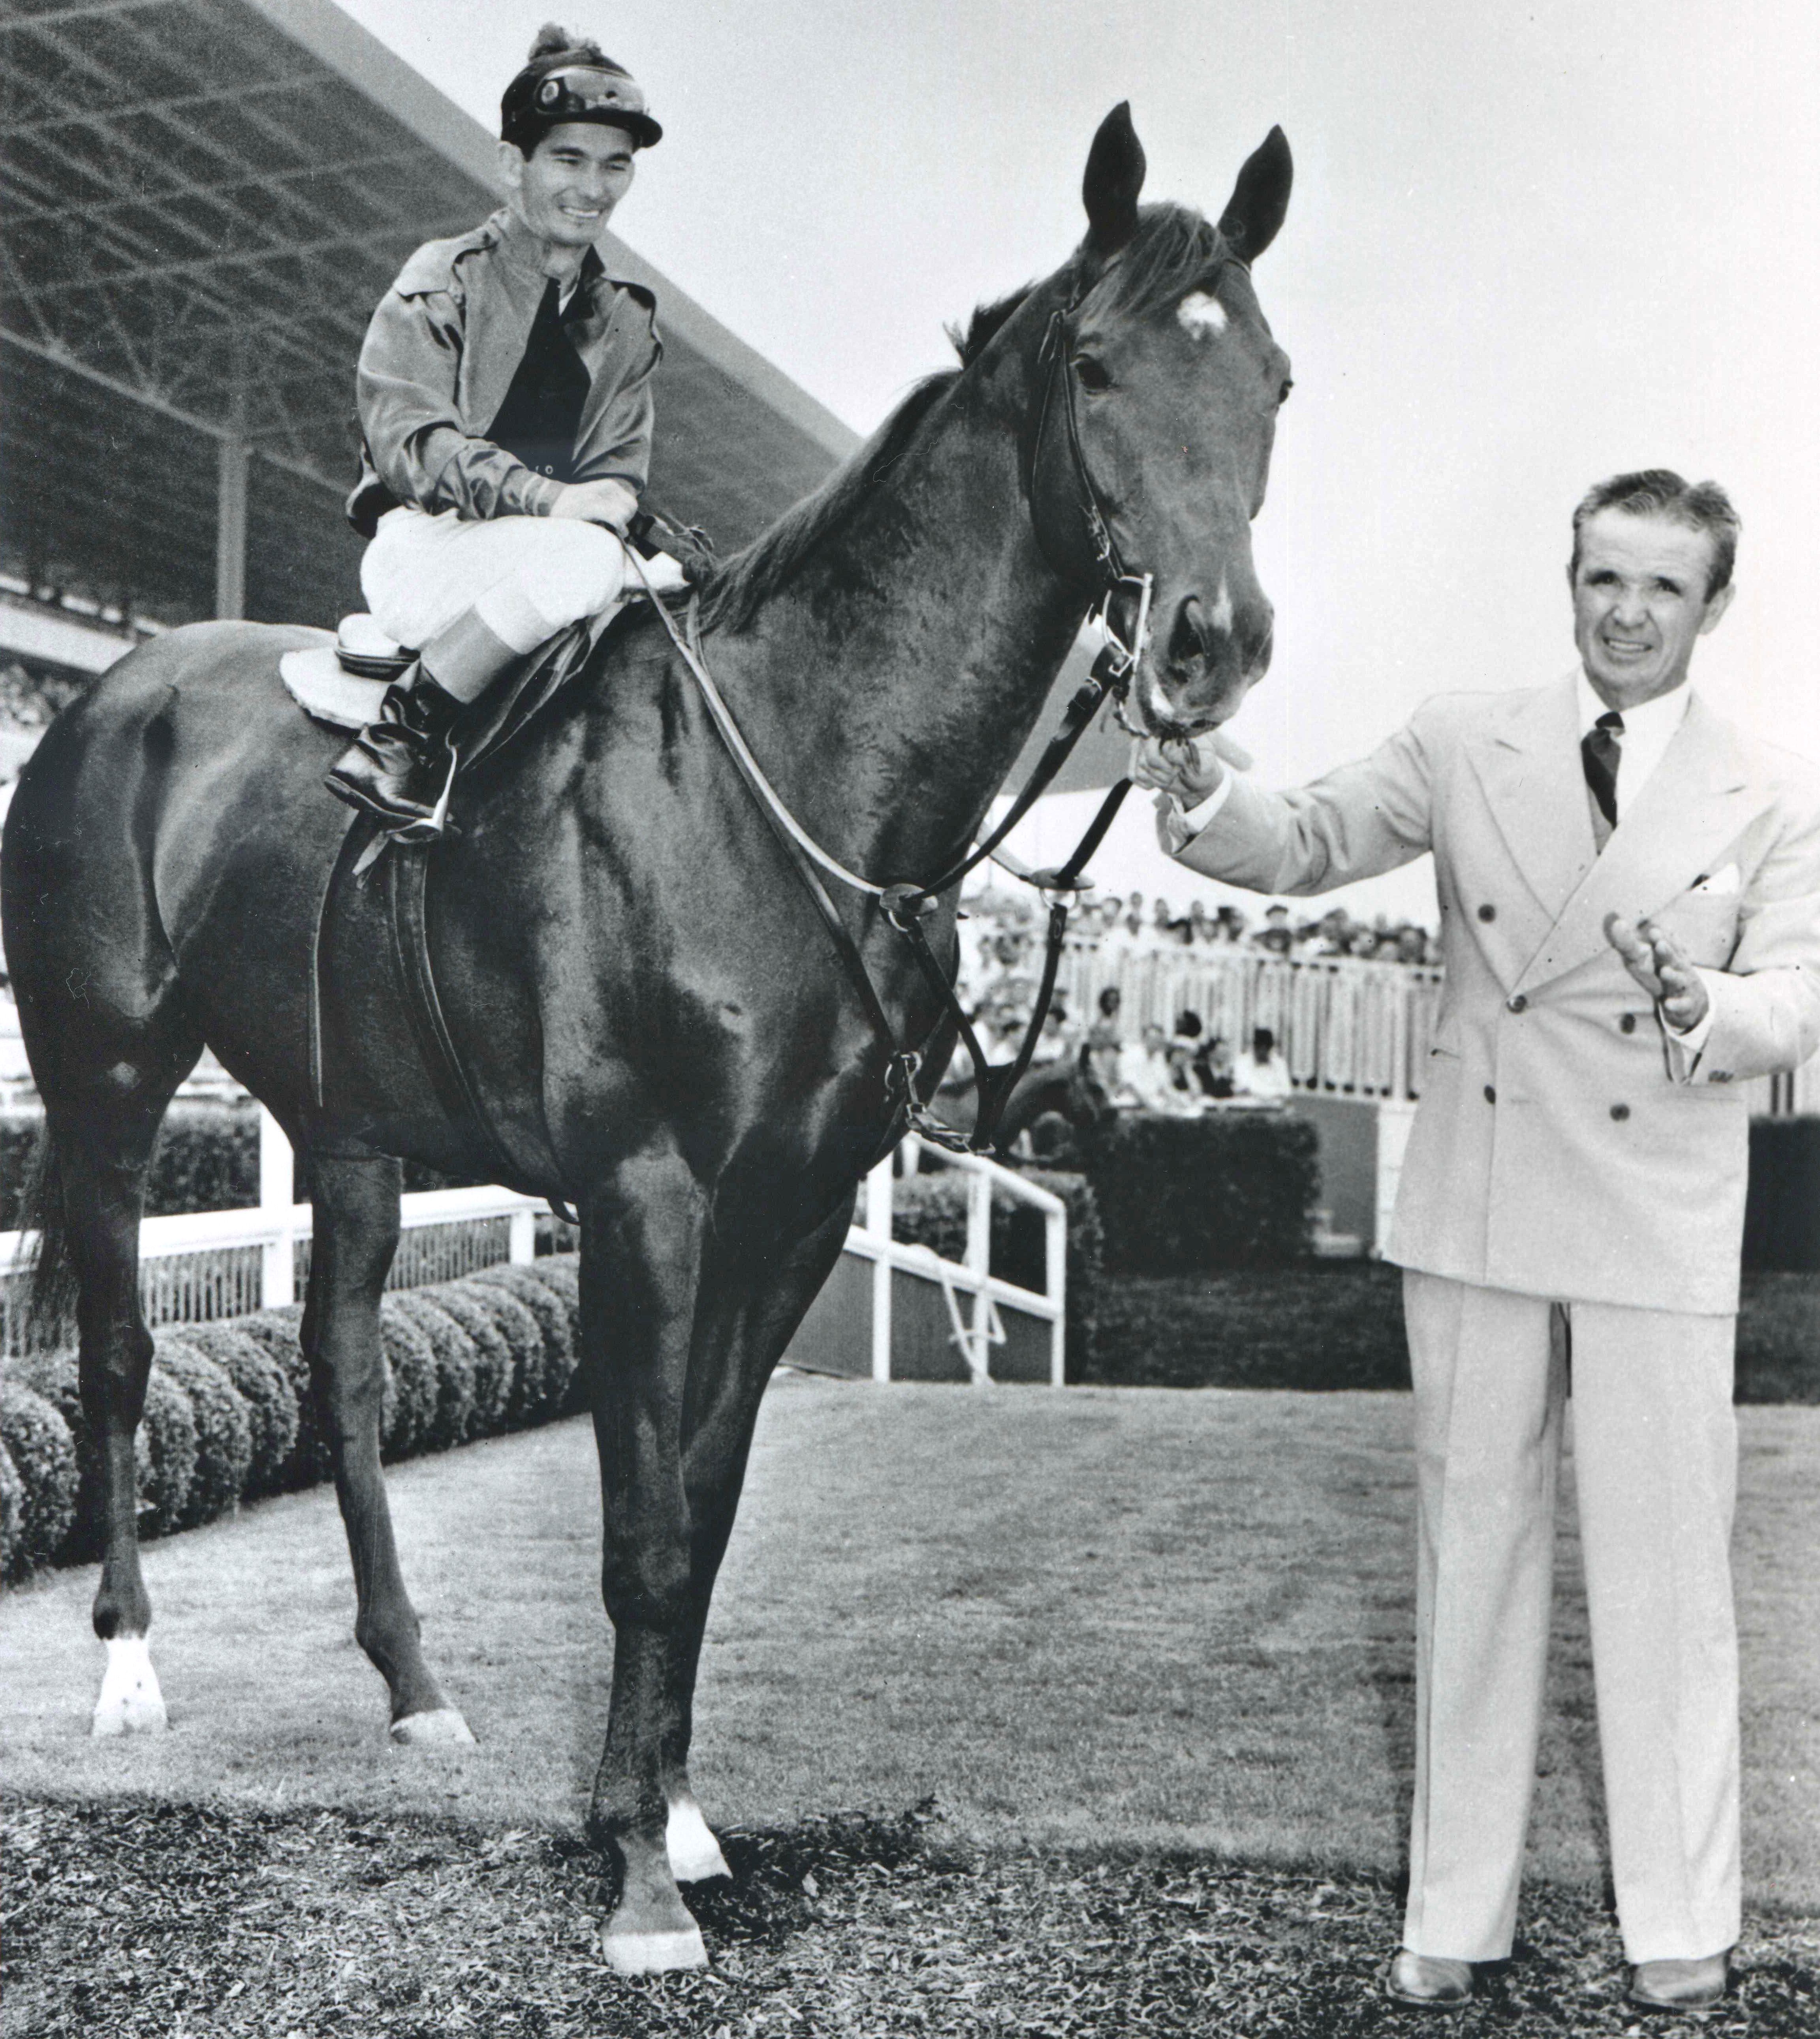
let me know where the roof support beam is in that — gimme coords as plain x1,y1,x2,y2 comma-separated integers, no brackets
34,218,467,296
0,0,176,28
8,71,326,139
215,434,250,620
0,326,344,499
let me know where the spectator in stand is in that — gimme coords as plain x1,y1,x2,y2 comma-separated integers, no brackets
1215,904,1248,944
1254,903,1294,954
1116,1021,1173,1110
1162,1037,1207,1112
1235,1025,1292,1101
1201,1033,1237,1098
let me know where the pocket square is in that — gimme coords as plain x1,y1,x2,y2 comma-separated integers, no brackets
1689,864,1740,896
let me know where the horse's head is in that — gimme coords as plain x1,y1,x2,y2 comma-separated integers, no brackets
1028,106,1293,738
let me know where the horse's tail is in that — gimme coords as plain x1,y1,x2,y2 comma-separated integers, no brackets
15,1119,79,1352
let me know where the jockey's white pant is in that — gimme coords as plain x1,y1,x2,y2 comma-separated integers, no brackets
361,506,629,657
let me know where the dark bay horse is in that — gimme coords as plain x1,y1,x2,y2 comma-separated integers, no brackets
1,107,1291,1972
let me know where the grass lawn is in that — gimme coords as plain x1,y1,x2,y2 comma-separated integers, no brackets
1089,1262,1820,1399
3,1381,1816,2033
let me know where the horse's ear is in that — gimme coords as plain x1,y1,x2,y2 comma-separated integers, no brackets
1083,102,1146,254
1217,126,1293,262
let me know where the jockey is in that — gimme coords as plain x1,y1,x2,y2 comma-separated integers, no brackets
328,27,679,837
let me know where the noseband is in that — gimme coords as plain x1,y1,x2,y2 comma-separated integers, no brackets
629,251,1240,1153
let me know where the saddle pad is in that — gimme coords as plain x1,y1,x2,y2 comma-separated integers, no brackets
280,591,641,732
281,644,390,730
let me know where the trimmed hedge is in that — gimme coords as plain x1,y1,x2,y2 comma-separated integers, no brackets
1745,1117,1820,1271
179,1324,298,1497
387,1294,479,1451
459,1273,564,1426
426,1285,513,1437
0,1377,77,1579
0,1105,261,1232
1,1105,475,1232
0,1442,24,1583
153,1336,253,1530
376,1304,440,1461
235,1306,329,1490
471,1266,575,1422
1079,1111,1318,1273
892,1166,1104,1376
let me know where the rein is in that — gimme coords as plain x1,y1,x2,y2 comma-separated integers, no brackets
623,261,1205,1154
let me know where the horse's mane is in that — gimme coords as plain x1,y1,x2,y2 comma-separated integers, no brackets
694,202,1228,634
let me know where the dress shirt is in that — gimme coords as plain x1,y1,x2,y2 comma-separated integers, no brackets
1572,671,1692,819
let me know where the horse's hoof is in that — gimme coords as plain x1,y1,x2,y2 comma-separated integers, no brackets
389,1707,476,1747
600,1922,709,1975
666,1795,731,1883
92,1636,168,1738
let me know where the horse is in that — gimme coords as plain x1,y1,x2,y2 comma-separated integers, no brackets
933,1042,1116,1153
1,105,1291,1973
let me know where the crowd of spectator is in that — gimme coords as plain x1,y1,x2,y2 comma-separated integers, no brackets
950,883,1438,1115
1069,888,1440,966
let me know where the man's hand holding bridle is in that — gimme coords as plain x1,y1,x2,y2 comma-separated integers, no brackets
1128,729,1250,807
1605,912,1711,1033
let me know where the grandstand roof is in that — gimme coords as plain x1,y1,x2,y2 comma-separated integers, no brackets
0,0,858,630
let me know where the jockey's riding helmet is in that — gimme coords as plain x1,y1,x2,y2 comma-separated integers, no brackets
500,27,662,154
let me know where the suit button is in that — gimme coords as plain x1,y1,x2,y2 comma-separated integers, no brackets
1506,994,1527,1014
1483,1084,1497,1104
1610,1102,1630,1121
1620,1012,1637,1035
1478,903,1497,922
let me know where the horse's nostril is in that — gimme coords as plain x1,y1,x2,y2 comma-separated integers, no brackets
1168,596,1208,669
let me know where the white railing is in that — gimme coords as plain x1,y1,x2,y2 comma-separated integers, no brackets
1,1111,1069,1384
849,1136,1067,1386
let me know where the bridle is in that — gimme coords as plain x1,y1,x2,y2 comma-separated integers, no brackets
631,248,1239,1155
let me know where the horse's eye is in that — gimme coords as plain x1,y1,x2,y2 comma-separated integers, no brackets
1074,356,1113,394
1278,377,1294,405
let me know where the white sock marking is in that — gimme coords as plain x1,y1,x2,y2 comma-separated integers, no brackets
93,1636,167,1736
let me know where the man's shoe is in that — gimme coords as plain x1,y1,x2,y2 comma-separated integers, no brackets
1385,1950,1474,2008
1629,1954,1728,2013
325,675,462,839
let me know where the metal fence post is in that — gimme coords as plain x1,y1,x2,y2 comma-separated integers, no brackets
865,1158,893,1381
257,1105,295,1307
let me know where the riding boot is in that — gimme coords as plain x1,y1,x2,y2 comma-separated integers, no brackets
325,609,521,839
324,673,463,838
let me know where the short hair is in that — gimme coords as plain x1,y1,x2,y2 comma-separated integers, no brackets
1569,470,1740,599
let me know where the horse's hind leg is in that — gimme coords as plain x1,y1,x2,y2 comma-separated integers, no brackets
303,1149,473,1744
45,1008,203,1734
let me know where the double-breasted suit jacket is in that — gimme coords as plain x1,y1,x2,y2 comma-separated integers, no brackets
1167,675,1820,1313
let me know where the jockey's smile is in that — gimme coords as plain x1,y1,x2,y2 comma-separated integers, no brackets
501,121,637,267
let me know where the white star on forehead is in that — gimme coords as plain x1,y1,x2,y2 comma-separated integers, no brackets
1176,290,1228,337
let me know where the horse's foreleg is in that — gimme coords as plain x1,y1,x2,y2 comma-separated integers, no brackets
657,1194,859,1885
578,1147,712,1973
305,1150,472,1743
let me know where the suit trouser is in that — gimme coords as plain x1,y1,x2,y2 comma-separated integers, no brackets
1400,1271,1740,1965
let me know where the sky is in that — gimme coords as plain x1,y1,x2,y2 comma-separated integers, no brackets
338,0,1820,922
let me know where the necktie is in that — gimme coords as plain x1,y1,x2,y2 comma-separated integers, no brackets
1581,709,1624,829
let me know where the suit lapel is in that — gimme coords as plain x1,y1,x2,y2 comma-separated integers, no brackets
1462,676,1596,927
1513,695,1754,993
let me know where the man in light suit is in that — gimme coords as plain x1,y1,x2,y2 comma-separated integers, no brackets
1134,471,1820,2014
